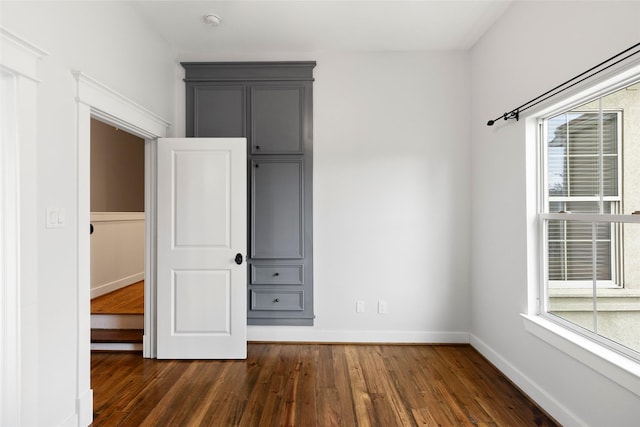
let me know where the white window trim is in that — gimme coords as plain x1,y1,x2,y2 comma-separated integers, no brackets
522,314,640,397
524,58,640,398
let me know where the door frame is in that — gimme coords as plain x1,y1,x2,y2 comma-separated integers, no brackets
73,70,170,423
0,28,47,426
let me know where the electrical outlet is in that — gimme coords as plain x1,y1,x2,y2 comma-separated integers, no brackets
378,300,388,314
356,300,365,313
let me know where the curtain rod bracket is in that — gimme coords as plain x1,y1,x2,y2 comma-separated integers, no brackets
487,109,519,126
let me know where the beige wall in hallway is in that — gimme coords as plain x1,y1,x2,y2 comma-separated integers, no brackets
91,118,144,212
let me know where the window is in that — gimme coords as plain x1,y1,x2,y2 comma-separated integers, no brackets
546,110,622,288
540,78,640,358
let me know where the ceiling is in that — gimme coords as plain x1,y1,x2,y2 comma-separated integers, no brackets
131,0,513,57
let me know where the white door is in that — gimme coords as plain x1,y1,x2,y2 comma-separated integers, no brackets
157,138,247,359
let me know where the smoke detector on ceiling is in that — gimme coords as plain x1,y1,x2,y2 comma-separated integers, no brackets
204,14,222,26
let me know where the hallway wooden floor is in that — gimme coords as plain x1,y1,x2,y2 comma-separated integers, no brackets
91,343,558,426
91,281,144,315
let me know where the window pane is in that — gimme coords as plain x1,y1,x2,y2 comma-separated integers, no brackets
547,111,619,201
547,220,611,281
548,273,596,334
597,223,640,354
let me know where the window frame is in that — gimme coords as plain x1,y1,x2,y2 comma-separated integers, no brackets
535,69,640,363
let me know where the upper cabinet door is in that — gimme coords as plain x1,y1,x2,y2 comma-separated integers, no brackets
188,85,246,137
250,86,305,155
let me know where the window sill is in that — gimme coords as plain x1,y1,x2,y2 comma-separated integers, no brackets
521,314,640,397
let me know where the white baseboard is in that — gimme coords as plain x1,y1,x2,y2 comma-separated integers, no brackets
91,272,144,299
470,334,585,427
59,413,77,427
247,327,470,344
76,389,93,427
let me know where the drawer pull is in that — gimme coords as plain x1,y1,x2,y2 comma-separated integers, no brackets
274,272,280,276
273,298,280,303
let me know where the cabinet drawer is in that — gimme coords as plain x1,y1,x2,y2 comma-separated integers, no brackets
251,290,304,311
251,265,304,285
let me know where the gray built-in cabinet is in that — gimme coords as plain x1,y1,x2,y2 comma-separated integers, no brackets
182,62,316,326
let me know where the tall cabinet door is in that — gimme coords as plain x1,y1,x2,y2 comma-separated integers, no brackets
251,159,304,259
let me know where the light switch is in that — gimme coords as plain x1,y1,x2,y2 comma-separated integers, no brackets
46,208,66,228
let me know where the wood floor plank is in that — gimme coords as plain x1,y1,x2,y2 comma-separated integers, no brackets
362,346,416,426
344,345,377,427
327,344,359,426
91,344,559,427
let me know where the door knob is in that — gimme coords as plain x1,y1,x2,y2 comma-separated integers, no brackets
235,253,243,265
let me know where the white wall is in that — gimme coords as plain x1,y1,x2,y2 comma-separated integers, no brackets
470,1,640,426
313,52,471,340
177,50,472,342
0,2,175,425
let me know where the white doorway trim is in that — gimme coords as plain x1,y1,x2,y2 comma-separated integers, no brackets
73,71,170,424
0,28,47,427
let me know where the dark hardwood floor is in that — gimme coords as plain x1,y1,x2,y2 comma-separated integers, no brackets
91,343,558,426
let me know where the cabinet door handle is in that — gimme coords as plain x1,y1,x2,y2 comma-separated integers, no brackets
235,253,243,265
254,164,259,168
255,145,260,150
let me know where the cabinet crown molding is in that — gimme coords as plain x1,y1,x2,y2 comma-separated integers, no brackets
182,61,316,82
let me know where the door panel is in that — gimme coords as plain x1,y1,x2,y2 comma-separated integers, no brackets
157,138,246,359
173,149,231,247
251,159,304,259
173,270,230,333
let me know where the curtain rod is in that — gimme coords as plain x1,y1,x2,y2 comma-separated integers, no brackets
487,41,640,126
